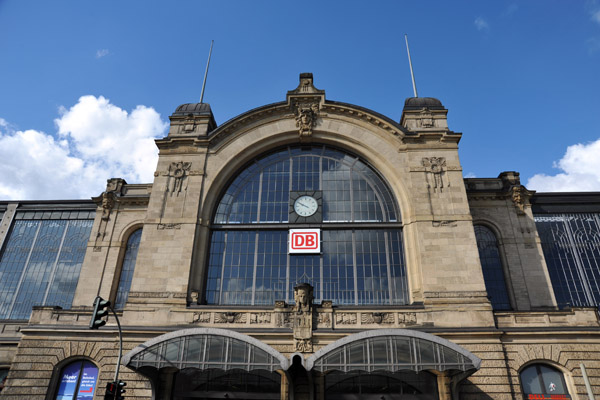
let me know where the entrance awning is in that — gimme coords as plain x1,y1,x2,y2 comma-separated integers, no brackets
306,329,481,374
122,328,289,373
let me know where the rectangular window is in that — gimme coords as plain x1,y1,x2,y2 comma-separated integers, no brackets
0,211,94,320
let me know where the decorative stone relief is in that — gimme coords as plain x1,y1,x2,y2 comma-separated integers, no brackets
511,185,526,215
422,157,448,192
335,313,357,325
190,291,199,304
250,313,271,324
295,338,313,353
432,220,457,228
418,109,434,128
192,312,210,323
94,178,126,247
295,102,320,138
214,312,246,324
317,312,332,328
168,161,191,195
293,283,314,353
361,312,394,324
275,312,291,328
398,312,417,325
157,223,182,230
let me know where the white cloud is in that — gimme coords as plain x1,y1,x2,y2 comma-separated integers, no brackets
0,96,167,200
96,49,109,58
464,172,476,178
474,17,490,31
526,138,600,192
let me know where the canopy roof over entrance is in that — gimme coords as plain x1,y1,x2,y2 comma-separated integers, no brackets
307,329,481,374
122,328,289,372
124,328,480,377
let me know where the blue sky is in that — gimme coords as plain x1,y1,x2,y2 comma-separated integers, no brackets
1,1,599,199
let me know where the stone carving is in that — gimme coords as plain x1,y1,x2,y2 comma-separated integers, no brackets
418,109,434,128
293,283,314,353
362,312,394,324
214,312,246,324
432,220,457,228
157,223,182,230
295,103,320,138
398,312,417,325
295,338,313,353
511,185,526,215
275,300,287,309
422,157,447,192
250,313,272,324
336,313,357,325
190,291,199,304
192,312,210,323
317,312,332,327
99,178,126,221
276,312,291,327
168,161,191,195
293,283,313,315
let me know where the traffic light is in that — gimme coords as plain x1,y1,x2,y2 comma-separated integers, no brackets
104,381,116,400
116,380,126,400
89,296,111,329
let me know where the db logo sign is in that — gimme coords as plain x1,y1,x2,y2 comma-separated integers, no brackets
289,229,321,254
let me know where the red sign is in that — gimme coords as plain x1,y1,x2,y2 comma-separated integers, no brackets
527,395,570,400
289,229,321,254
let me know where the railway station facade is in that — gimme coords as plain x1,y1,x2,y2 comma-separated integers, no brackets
0,74,599,399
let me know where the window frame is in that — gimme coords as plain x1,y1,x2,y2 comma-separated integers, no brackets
473,222,515,310
519,362,571,399
45,358,99,400
205,145,408,306
113,226,143,310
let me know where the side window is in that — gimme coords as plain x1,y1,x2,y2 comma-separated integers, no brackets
520,364,570,398
474,225,511,310
54,360,98,400
0,368,8,392
114,229,142,309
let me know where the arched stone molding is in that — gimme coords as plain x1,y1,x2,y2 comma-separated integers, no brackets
199,114,413,226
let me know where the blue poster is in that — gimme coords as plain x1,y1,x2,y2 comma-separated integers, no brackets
76,362,98,399
55,362,81,400
55,361,98,400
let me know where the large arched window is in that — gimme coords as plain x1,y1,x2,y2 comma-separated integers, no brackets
54,360,99,400
474,225,511,310
520,364,570,398
206,145,407,306
115,229,142,309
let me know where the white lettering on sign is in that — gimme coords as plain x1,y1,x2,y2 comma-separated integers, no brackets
289,229,321,254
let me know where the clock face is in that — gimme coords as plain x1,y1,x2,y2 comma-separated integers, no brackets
294,195,318,217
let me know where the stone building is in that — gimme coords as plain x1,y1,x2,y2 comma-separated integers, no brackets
0,74,599,399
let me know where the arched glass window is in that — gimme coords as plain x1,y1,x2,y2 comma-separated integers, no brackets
474,225,511,310
54,360,98,400
115,229,142,309
207,145,407,306
520,364,570,398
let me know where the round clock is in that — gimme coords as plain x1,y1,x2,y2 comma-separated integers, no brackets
294,195,318,217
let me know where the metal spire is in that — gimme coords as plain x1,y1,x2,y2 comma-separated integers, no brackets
200,40,214,103
404,34,418,98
